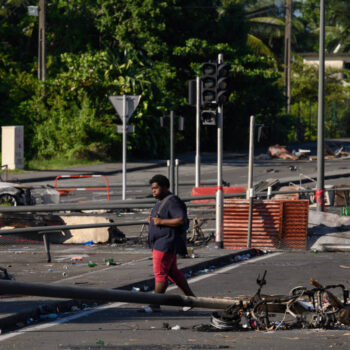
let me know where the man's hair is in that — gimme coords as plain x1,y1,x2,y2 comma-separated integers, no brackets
149,174,170,188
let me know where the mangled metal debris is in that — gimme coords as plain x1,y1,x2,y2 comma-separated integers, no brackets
267,142,349,161
196,271,350,332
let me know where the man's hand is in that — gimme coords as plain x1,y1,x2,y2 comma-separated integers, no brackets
152,217,163,226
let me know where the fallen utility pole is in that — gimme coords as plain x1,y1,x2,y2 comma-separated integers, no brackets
0,280,236,310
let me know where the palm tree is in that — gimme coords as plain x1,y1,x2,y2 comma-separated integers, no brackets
325,0,350,53
224,1,304,59
244,0,285,56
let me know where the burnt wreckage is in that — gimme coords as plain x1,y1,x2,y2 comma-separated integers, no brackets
203,271,350,331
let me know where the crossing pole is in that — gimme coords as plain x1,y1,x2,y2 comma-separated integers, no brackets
215,53,224,249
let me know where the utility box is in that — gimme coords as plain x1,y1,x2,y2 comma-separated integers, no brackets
1,126,24,170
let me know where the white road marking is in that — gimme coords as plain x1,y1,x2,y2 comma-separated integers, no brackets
174,252,283,287
0,252,282,342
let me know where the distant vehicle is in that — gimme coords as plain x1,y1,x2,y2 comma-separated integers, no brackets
0,182,35,206
0,182,60,207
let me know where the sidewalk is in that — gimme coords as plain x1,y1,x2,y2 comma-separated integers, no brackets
0,243,260,331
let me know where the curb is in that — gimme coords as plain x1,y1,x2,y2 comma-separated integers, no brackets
0,248,260,332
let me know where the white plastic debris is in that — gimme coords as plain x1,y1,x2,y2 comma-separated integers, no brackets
171,325,181,330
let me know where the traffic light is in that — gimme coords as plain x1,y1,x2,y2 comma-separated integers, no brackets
200,61,230,106
201,62,217,106
216,63,230,104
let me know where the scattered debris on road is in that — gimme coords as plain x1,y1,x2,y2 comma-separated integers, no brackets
268,145,298,160
195,271,350,332
267,142,350,161
273,185,301,200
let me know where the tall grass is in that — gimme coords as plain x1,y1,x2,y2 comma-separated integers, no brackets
26,158,102,171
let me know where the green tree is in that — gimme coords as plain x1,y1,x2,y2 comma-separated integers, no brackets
0,0,287,161
291,56,349,140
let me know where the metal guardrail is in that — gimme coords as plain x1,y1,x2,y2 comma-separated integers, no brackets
1,186,348,262
3,186,344,236
0,220,149,235
1,187,348,214
54,179,220,188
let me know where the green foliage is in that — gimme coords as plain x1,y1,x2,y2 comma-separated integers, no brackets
26,157,102,171
290,56,350,142
292,56,348,104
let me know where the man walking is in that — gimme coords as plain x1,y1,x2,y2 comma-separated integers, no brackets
144,174,195,312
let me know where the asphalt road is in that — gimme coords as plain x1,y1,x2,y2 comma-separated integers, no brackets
18,154,350,238
1,251,350,350
25,156,350,203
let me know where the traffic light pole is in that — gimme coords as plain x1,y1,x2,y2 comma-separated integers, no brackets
215,53,224,249
195,76,201,187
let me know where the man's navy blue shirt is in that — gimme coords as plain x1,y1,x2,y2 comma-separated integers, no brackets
148,194,187,254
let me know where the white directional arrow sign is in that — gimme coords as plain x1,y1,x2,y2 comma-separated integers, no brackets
109,95,141,200
109,95,141,122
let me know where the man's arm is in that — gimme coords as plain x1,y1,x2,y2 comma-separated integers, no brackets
152,217,184,227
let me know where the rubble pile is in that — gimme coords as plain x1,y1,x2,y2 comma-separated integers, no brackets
196,271,350,332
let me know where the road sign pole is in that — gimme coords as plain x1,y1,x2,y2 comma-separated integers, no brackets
170,110,175,193
215,53,224,249
195,76,201,187
109,95,141,200
122,95,127,200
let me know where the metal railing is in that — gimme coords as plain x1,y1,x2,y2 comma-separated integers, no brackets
1,186,349,261
1,187,349,214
